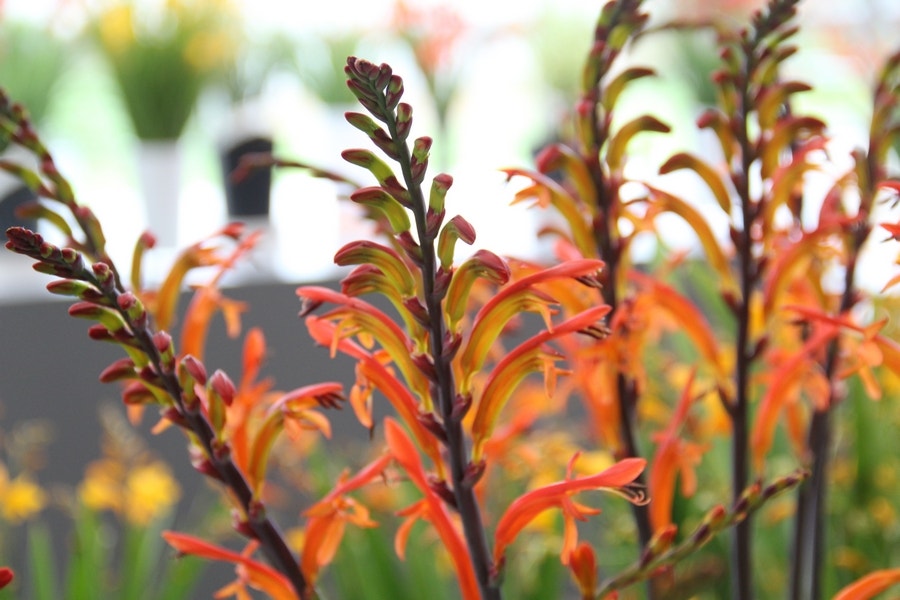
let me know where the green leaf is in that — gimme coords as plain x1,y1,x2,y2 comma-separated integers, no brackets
121,516,172,600
27,522,60,600
65,507,109,599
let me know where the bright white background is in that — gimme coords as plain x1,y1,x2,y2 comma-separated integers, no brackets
2,0,900,299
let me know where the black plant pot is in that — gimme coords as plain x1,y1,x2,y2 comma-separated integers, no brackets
221,136,273,218
0,184,38,232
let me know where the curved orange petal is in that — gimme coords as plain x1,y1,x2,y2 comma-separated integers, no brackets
493,457,645,563
306,316,444,473
833,568,900,600
629,271,725,379
568,542,597,599
648,442,679,533
645,187,738,295
383,419,479,600
471,306,611,460
502,167,597,257
334,240,416,297
247,411,284,497
394,500,427,560
751,328,837,472
241,328,267,390
307,454,393,513
460,258,605,388
649,370,701,531
298,287,429,403
162,532,297,600
659,152,733,214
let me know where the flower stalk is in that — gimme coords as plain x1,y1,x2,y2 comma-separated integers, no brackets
1,98,315,599
343,57,500,600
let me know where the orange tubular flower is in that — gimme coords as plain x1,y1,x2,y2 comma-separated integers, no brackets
458,258,605,393
493,457,646,566
833,568,900,600
752,326,837,472
162,532,297,600
502,167,598,258
305,316,444,474
568,542,598,600
244,382,345,497
471,306,611,461
628,271,726,381
150,224,253,332
384,419,480,600
648,370,707,532
296,286,430,405
300,454,392,583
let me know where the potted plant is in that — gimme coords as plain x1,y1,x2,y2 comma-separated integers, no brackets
90,0,233,247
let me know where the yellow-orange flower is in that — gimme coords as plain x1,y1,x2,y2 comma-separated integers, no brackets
300,454,392,583
0,466,47,523
79,459,125,513
833,568,900,600
163,533,297,600
97,4,135,56
648,369,708,532
384,419,480,600
492,456,646,565
78,458,180,526
124,462,181,526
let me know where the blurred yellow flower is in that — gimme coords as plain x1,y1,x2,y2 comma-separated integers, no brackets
91,0,240,139
0,466,47,523
78,457,180,526
125,462,181,526
79,459,126,513
97,4,135,55
285,527,306,554
184,30,236,73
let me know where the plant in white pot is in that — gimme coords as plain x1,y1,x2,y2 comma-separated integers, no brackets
90,0,233,248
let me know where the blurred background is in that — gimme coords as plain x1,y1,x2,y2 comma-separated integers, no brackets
2,0,900,598
1,0,899,297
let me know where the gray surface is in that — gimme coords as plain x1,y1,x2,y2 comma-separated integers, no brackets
0,278,369,597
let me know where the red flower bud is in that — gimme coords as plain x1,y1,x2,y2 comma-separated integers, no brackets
209,370,236,406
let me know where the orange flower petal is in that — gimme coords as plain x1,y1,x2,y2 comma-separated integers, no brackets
568,542,597,599
162,532,297,600
493,457,645,563
833,568,900,600
471,306,611,460
384,420,479,600
502,167,597,257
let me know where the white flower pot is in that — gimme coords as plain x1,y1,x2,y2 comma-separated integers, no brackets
136,140,182,248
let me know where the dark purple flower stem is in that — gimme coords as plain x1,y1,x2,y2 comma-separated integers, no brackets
578,2,656,596
82,267,315,599
377,84,501,600
724,5,800,597
790,149,874,599
729,38,760,599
